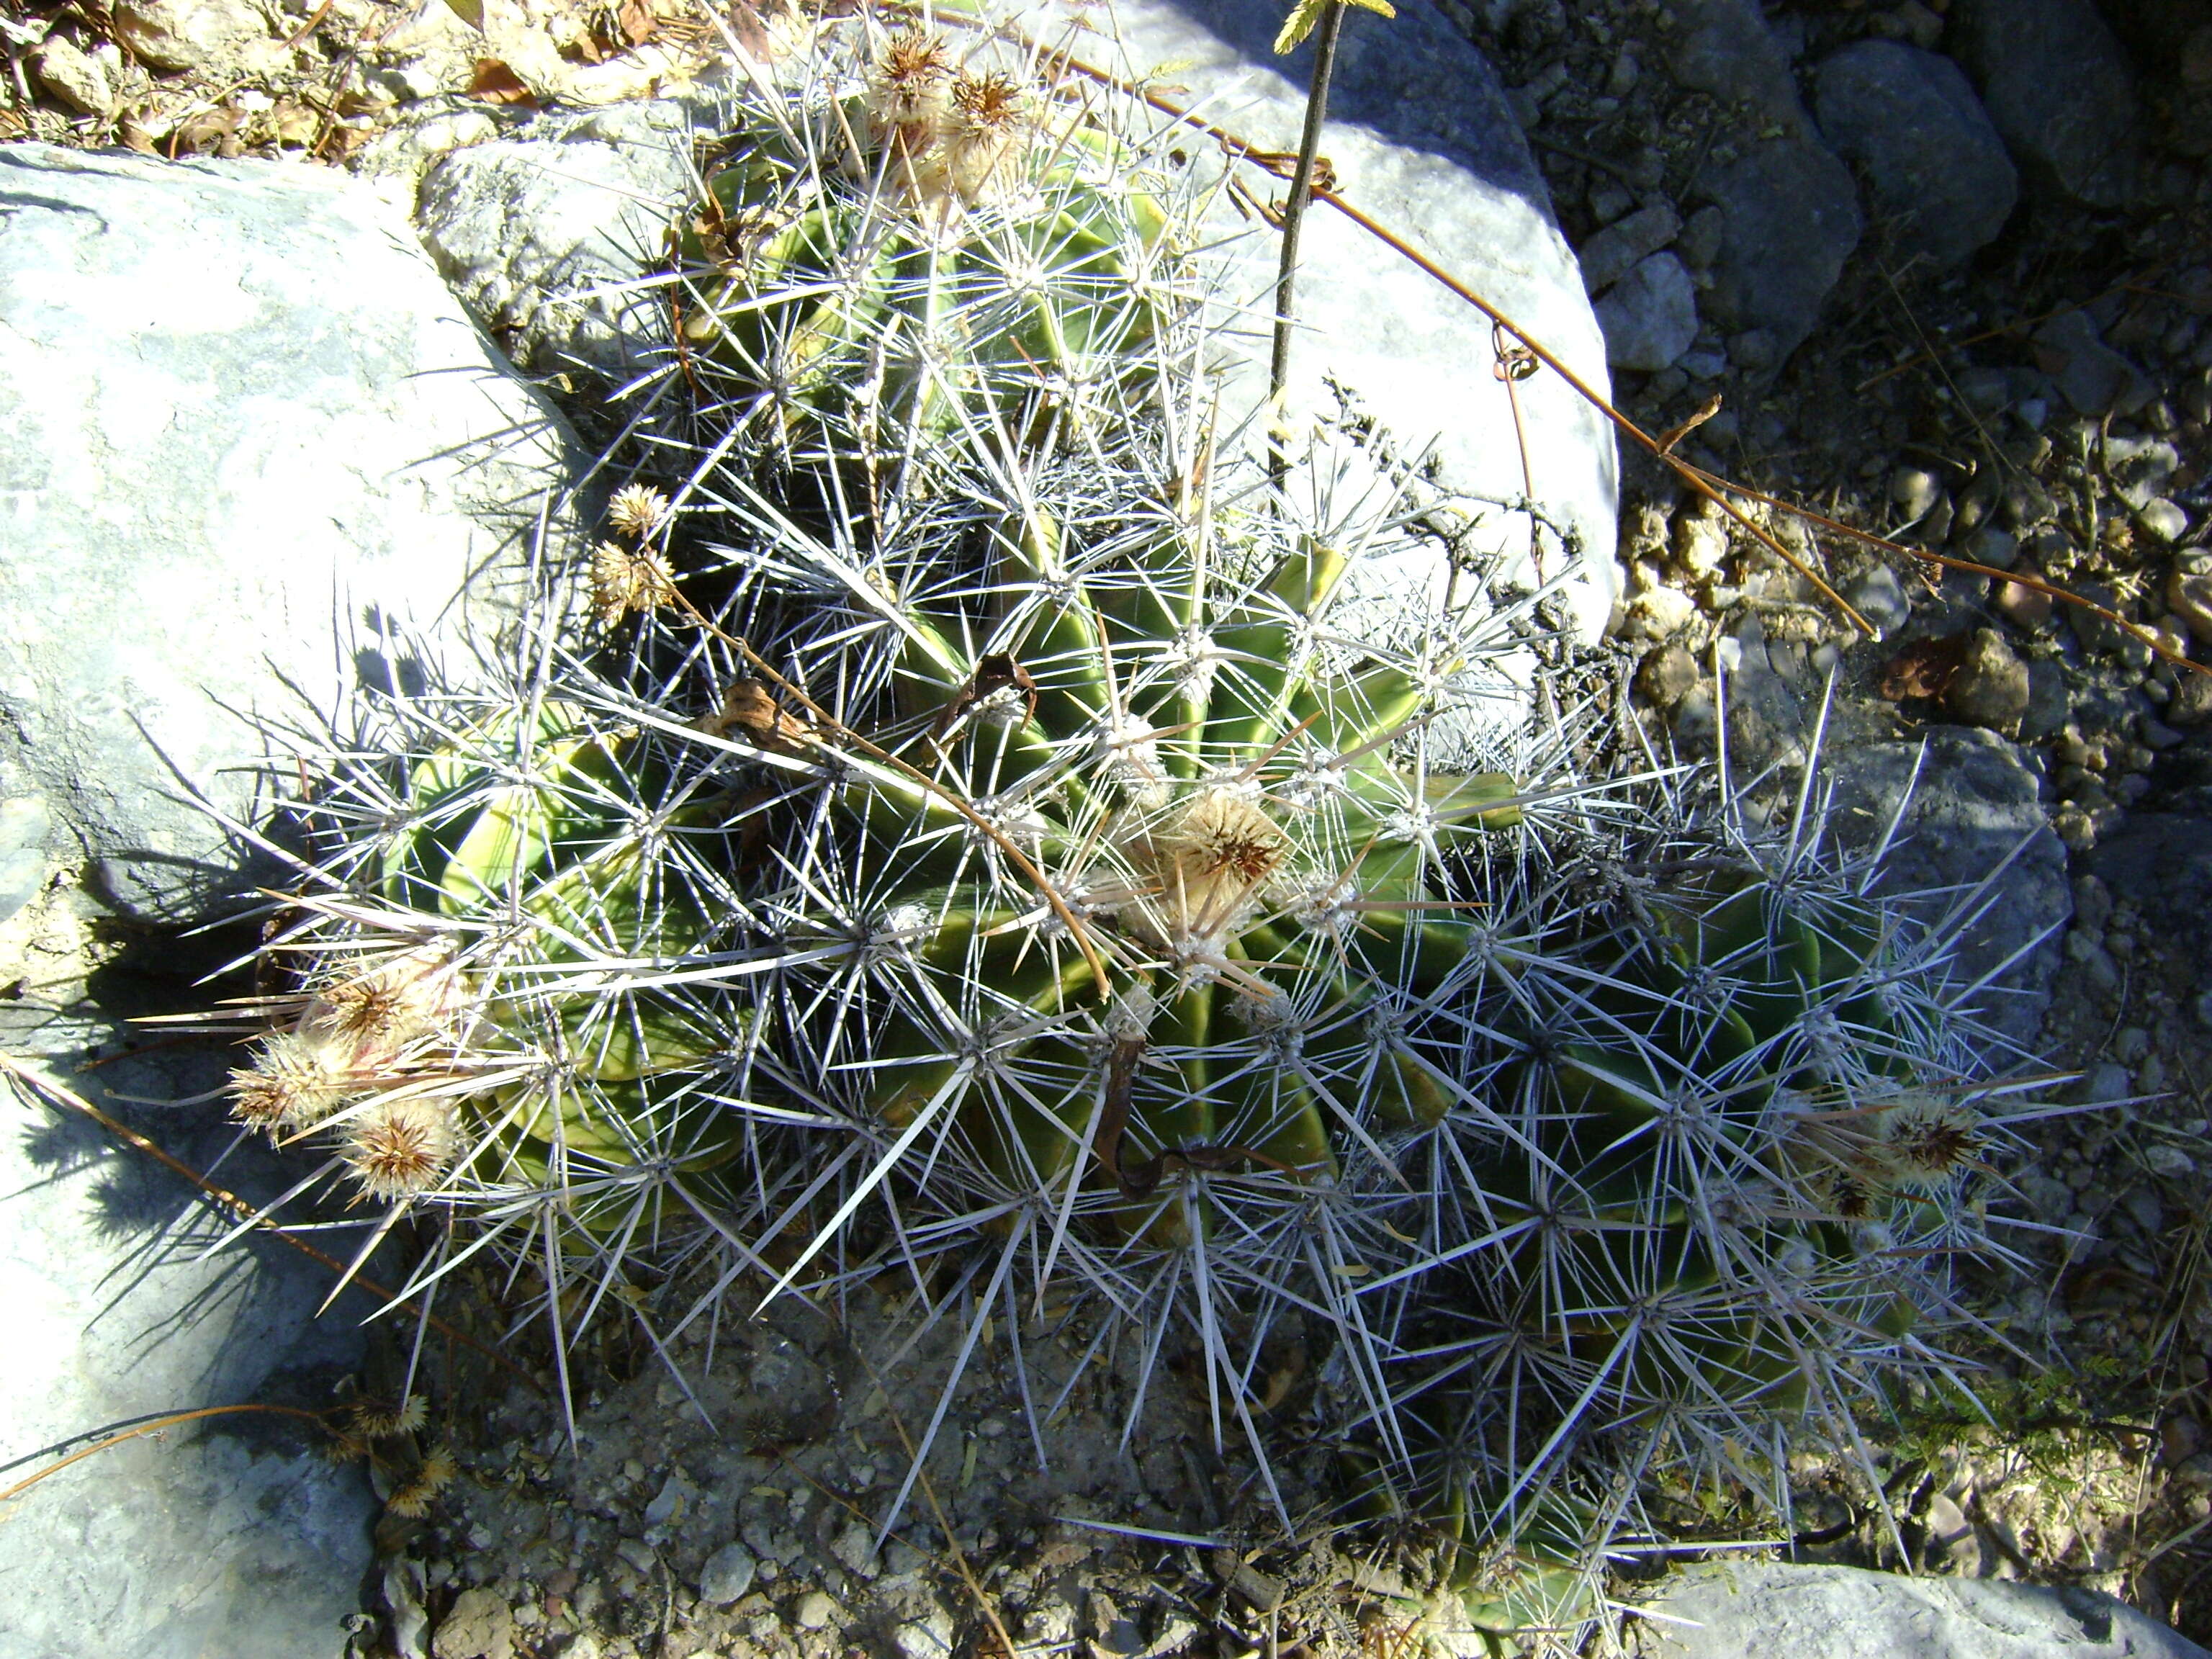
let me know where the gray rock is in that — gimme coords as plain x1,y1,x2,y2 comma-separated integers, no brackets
893,1610,958,1659
0,145,580,925
1943,627,2031,733
1637,642,1701,709
1697,140,1863,366
2170,569,2212,645
1668,0,1814,138
1951,0,2143,208
0,795,50,922
2033,310,2156,416
1641,1562,2208,1658
0,900,379,1659
2103,435,2178,511
1846,564,1912,634
415,101,697,379
2139,498,2190,544
433,1587,516,1659
1578,202,1682,293
1676,203,1726,272
1094,0,1619,640
1595,252,1699,372
112,0,278,75
32,35,117,117
1717,642,1809,773
1822,727,2072,1048
698,1543,757,1604
1812,40,2018,267
1961,524,2020,570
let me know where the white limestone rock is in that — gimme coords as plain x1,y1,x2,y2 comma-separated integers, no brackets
0,144,586,925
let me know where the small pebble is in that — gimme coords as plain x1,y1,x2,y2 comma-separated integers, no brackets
2080,1063,2132,1105
2146,1144,2196,1179
1890,464,1941,522
2138,498,2190,543
1845,566,1911,634
1943,628,2028,732
2168,569,2212,645
794,1591,840,1630
894,1611,958,1659
1960,524,2019,570
698,1544,757,1606
1638,642,1699,709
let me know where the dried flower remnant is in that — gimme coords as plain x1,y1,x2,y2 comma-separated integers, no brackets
1141,787,1290,953
606,482,672,542
942,71,1027,204
349,1394,430,1439
386,1444,457,1518
1876,1092,1984,1190
870,29,952,166
230,1029,354,1131
590,540,680,627
302,943,464,1060
344,1094,456,1200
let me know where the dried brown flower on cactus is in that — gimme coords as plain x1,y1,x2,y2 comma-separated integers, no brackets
943,71,1027,204
385,1444,457,1518
345,1095,456,1200
870,29,950,145
590,541,679,627
302,943,462,1062
606,482,671,541
230,1030,354,1132
349,1393,429,1439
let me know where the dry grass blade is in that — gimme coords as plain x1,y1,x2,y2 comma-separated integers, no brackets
0,1403,328,1507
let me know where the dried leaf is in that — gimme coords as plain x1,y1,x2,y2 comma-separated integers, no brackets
722,0,773,61
1878,632,1970,701
467,57,537,105
270,99,320,147
701,680,815,756
617,0,657,45
443,0,485,30
173,104,243,156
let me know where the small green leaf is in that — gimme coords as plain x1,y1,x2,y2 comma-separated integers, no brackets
1272,0,1394,55
1272,0,1327,53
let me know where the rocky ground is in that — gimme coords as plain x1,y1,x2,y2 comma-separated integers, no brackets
6,0,2212,1654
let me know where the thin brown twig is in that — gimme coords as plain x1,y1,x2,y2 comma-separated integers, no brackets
1267,0,1346,491
0,1403,328,1507
0,1052,545,1395
1667,458,2211,678
1046,34,2212,665
1493,320,1542,580
1026,40,1872,634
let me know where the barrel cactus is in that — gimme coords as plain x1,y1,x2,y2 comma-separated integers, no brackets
212,8,2038,1625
